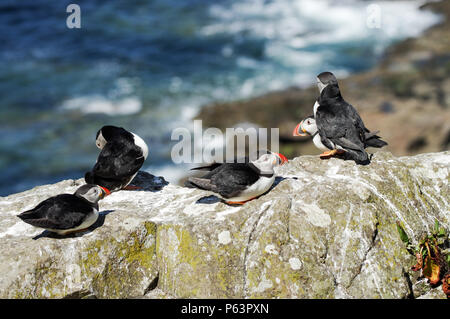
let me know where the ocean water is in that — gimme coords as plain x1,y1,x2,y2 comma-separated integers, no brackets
0,0,440,196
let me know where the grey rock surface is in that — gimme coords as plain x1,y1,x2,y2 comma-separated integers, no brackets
0,151,448,298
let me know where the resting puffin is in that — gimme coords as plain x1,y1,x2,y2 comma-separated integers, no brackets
17,184,106,235
293,115,387,156
311,71,386,164
185,152,288,205
85,125,149,194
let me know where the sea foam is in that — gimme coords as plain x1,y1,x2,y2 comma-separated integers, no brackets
61,96,142,116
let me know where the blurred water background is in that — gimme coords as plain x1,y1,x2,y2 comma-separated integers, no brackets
0,0,439,196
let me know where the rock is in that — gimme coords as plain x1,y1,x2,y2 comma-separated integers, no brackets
142,288,174,299
0,152,449,299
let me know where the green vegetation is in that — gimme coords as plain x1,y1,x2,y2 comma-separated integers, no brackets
397,220,449,298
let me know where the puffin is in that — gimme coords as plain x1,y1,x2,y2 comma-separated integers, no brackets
17,184,106,235
293,115,388,157
85,125,149,194
185,151,288,205
309,71,386,164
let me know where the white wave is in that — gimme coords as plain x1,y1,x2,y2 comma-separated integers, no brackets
202,0,439,44
200,0,440,91
236,56,261,69
61,95,142,116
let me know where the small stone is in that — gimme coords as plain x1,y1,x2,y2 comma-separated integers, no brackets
218,230,232,245
289,258,302,270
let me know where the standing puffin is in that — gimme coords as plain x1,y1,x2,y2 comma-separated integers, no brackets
185,151,288,205
17,184,106,235
310,71,386,164
293,115,387,157
85,125,149,194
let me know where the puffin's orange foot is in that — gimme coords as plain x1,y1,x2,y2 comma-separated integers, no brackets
319,150,335,159
319,149,345,159
226,200,247,205
123,185,142,190
226,197,255,205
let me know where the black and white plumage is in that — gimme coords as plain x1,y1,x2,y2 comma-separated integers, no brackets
189,150,275,172
293,115,388,151
17,184,105,235
85,125,149,194
311,71,387,164
185,152,288,204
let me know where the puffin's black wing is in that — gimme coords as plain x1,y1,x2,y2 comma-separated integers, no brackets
316,102,365,148
190,156,252,172
344,102,368,132
316,85,368,162
190,163,223,171
188,163,261,199
17,194,93,230
92,140,144,179
341,104,388,149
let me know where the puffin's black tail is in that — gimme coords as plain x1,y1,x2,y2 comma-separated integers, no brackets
184,178,209,190
17,210,39,222
365,137,388,148
344,149,370,165
364,131,388,148
184,179,198,188
17,210,53,229
185,177,218,192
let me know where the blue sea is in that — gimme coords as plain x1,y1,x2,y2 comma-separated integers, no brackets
0,0,439,196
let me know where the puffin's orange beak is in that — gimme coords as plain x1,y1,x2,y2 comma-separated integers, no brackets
275,153,288,165
100,186,111,197
292,121,308,136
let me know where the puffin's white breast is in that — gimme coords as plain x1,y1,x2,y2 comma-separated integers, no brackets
226,175,275,202
313,134,330,151
131,132,149,159
313,101,320,117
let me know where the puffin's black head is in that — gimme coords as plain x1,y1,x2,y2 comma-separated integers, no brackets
316,71,339,93
95,125,130,149
74,184,106,203
317,71,338,85
98,125,129,141
320,83,341,100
